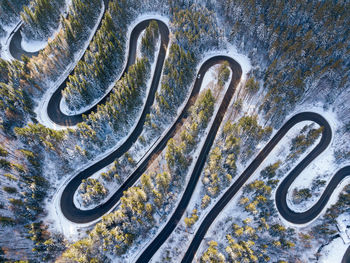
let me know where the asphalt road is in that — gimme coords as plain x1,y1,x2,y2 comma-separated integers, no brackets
59,19,172,222
343,246,350,263
135,56,242,262
180,112,350,262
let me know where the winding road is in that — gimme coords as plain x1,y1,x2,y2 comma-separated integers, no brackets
59,19,173,222
8,5,350,262
180,112,350,262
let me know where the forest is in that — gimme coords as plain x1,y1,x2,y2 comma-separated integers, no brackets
0,0,349,262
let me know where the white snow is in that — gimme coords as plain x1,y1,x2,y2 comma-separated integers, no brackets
197,41,251,82
21,0,72,52
337,214,350,244
318,237,348,263
71,37,161,211
21,38,47,53
136,29,146,59
279,105,350,227
153,98,349,262
45,156,101,240
1,0,72,57
200,66,219,93
32,8,348,261
48,41,250,250
193,104,348,262
50,63,227,258
152,118,315,262
72,165,112,211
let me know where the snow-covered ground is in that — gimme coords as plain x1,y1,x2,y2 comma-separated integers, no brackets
136,30,146,59
203,42,251,82
45,29,250,246
135,44,251,163
45,16,168,240
337,214,350,244
149,82,349,262
73,165,112,210
280,106,349,227
1,0,72,58
190,104,348,262
71,54,230,215
318,237,348,263
21,36,46,52
151,117,316,262
36,10,348,261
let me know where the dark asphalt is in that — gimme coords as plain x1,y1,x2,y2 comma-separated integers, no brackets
343,246,350,263
180,112,350,263
135,57,242,262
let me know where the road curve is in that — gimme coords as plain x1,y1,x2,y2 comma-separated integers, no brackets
181,112,350,263
277,165,350,224
61,56,242,223
8,23,39,60
47,19,169,126
8,0,109,61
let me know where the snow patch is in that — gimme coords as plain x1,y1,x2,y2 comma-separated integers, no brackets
21,0,72,52
21,38,47,52
337,213,350,244
318,237,348,263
